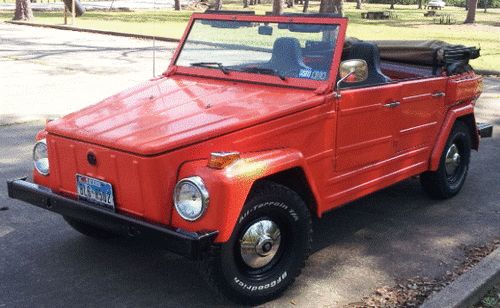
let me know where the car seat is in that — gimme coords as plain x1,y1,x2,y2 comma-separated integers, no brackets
266,37,311,77
341,41,391,87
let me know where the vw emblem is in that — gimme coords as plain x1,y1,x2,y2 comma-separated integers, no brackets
87,152,97,166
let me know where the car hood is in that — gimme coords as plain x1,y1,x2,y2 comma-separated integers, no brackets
46,75,320,155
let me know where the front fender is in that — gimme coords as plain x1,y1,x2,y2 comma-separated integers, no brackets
429,104,478,171
171,149,319,243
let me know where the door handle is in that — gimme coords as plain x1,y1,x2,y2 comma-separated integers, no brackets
383,101,400,108
431,92,445,98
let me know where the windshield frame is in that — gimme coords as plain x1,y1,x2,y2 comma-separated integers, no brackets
167,13,347,90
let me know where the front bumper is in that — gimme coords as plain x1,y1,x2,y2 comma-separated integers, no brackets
7,178,218,260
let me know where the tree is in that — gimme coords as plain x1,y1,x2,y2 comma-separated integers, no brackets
13,0,33,21
272,0,284,15
174,0,181,10
417,0,423,9
303,0,309,12
319,0,343,15
213,0,222,10
464,0,478,23
320,0,334,12
389,0,395,9
243,0,248,8
356,0,362,9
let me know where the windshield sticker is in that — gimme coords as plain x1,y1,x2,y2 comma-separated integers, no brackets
299,69,327,80
311,70,327,80
299,69,312,78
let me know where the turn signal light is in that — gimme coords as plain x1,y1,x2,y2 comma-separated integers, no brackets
208,152,240,169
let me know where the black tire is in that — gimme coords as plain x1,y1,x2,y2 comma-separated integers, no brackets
200,181,312,305
63,216,118,239
420,121,471,199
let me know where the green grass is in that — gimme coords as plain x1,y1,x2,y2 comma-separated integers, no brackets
1,2,499,70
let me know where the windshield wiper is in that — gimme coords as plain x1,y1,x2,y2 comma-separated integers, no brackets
190,62,229,75
239,67,286,81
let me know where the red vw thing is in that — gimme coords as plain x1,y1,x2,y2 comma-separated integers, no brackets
8,11,493,304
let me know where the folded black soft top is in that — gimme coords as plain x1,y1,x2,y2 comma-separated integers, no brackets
344,38,480,75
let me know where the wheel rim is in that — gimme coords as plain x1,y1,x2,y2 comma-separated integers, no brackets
445,143,461,178
239,219,281,269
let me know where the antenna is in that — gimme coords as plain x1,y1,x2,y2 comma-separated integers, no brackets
152,0,156,76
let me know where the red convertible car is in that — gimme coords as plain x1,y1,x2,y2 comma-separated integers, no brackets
8,11,492,304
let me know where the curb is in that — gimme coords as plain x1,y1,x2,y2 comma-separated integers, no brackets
4,21,180,43
420,247,500,308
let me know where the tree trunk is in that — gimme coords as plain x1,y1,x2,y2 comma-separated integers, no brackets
174,0,181,10
13,0,33,20
464,0,477,23
334,0,343,15
389,0,395,9
417,0,422,9
288,0,294,8
303,0,309,12
483,0,487,12
272,0,283,15
243,0,248,8
319,0,335,13
356,0,362,9
214,0,222,10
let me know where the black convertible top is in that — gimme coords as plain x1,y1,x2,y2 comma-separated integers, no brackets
345,38,480,75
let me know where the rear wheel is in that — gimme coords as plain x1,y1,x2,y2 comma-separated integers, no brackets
200,181,312,305
63,216,118,239
420,121,471,199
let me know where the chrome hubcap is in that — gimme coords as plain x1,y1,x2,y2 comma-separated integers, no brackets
240,219,281,269
445,144,461,176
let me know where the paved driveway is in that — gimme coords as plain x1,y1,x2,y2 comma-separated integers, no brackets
0,23,176,125
0,23,499,307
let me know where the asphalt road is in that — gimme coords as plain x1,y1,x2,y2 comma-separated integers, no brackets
1,24,499,307
0,23,177,125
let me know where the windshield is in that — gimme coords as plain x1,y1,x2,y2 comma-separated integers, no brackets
175,19,339,81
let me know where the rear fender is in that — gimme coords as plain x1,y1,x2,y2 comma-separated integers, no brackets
429,104,479,171
172,149,320,243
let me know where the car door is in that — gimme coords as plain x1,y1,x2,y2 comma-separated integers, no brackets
335,83,401,172
396,77,448,153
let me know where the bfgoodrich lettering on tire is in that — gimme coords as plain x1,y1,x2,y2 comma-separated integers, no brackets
200,181,312,305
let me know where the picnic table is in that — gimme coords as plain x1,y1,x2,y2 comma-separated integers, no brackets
433,14,456,24
361,11,397,20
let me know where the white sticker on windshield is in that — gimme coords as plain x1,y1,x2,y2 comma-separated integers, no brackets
299,68,312,78
311,70,327,80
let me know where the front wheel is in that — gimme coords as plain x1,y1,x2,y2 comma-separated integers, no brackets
420,121,471,199
200,181,312,305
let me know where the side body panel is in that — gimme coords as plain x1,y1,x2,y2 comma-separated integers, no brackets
396,77,447,153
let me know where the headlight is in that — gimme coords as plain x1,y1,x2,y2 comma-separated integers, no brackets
173,176,209,221
33,139,49,176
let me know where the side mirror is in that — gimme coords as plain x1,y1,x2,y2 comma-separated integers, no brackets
335,59,368,98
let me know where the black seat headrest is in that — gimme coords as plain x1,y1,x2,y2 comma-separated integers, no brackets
342,41,391,87
268,37,310,76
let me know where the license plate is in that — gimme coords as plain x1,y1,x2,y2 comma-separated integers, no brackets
76,174,115,210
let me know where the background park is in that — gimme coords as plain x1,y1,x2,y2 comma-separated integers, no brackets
1,0,499,71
